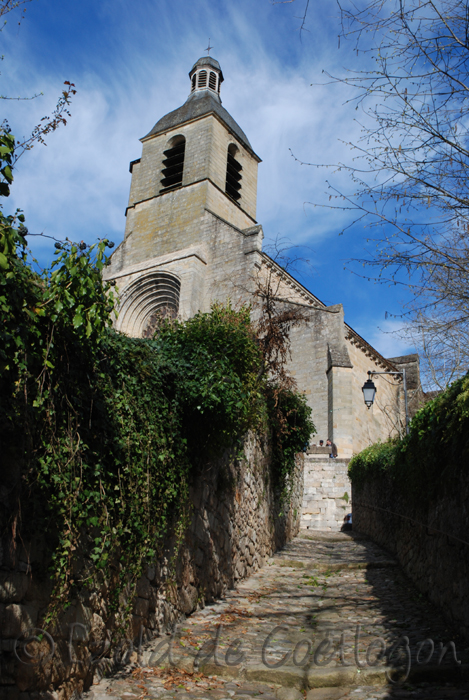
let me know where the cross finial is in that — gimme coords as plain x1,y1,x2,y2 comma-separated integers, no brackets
205,38,214,56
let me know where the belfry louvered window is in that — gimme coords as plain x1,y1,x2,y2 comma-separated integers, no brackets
191,74,196,92
225,144,242,202
160,137,185,192
209,71,217,91
198,70,207,88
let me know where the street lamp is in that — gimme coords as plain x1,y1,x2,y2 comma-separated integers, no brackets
362,374,377,408
362,370,410,435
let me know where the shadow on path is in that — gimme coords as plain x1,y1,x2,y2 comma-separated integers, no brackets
86,530,469,700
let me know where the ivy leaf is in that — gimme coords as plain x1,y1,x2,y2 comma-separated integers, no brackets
0,252,8,269
73,313,83,329
2,165,13,183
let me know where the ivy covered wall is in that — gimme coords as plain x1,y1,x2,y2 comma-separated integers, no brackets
349,374,469,640
0,132,313,700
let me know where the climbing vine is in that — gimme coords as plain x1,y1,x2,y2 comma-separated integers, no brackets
266,385,314,504
0,130,314,640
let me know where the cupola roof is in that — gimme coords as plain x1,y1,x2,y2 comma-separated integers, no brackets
189,56,224,80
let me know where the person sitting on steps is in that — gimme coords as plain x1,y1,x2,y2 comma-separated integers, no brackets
326,438,338,458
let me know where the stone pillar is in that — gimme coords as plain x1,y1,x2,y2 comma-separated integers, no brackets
325,305,354,459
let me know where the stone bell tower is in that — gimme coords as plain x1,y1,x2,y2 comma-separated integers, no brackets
106,55,263,336
104,54,421,479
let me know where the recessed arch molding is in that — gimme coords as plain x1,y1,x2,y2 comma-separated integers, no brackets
116,271,181,337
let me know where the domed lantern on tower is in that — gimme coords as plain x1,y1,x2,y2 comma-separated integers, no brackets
189,56,224,95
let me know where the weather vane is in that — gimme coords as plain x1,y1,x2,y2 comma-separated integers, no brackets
205,38,214,56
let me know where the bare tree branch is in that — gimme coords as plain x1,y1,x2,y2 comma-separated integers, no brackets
298,0,469,386
0,1,77,164
270,0,310,35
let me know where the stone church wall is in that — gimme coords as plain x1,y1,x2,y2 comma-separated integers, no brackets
0,434,303,700
207,118,258,220
123,180,252,268
286,299,407,458
108,50,419,469
200,210,261,309
288,319,330,444
122,114,257,268
352,469,469,640
347,339,404,453
387,354,423,417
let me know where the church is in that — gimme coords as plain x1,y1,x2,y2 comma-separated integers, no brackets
104,55,421,462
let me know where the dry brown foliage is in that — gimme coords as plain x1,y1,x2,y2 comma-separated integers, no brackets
252,259,312,391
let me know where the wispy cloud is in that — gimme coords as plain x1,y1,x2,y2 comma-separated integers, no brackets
0,0,414,358
358,318,416,359
1,0,362,263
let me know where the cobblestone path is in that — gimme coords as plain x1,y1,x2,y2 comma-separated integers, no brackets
87,532,469,700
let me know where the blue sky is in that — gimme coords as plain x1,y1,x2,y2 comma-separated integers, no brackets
1,0,414,357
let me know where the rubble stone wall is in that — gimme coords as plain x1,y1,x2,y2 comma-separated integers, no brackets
0,434,303,700
352,470,469,640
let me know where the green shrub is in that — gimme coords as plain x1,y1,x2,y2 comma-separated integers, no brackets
349,373,469,505
154,303,264,459
348,439,399,491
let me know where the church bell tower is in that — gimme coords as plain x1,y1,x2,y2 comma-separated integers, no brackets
105,55,262,336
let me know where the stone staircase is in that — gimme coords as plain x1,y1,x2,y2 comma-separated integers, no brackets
301,452,351,531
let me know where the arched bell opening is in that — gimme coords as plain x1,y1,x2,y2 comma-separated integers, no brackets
160,135,186,193
225,143,242,202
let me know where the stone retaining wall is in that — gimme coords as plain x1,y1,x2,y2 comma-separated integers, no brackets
300,456,351,531
352,469,469,640
0,434,303,700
